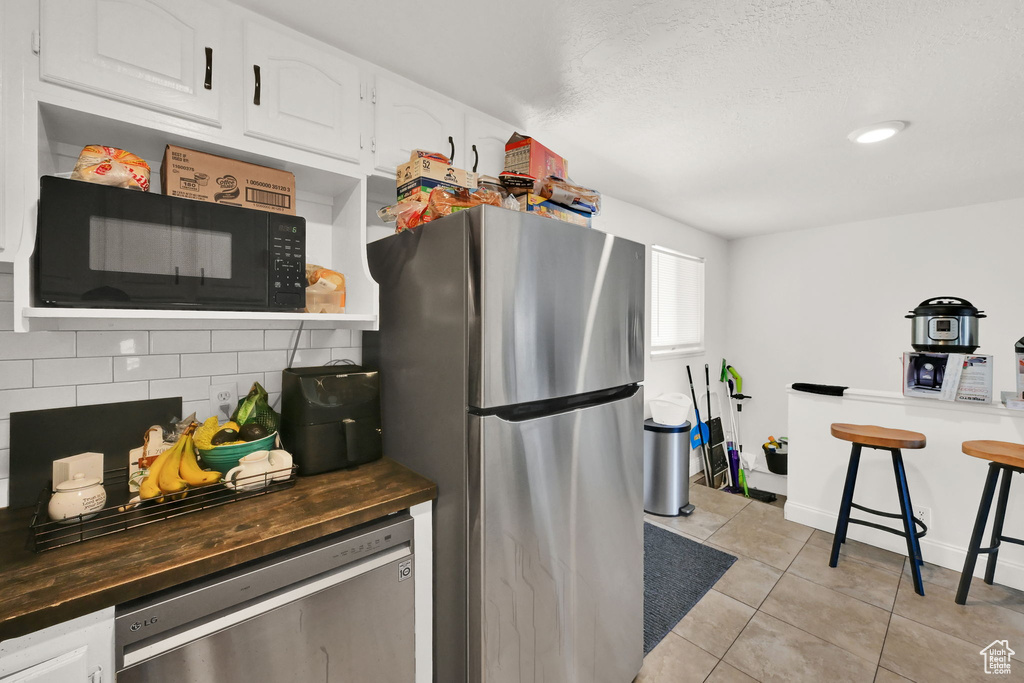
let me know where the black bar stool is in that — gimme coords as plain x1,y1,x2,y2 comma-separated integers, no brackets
956,440,1024,605
829,423,928,596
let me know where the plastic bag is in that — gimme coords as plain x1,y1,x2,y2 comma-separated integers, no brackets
536,176,601,214
70,145,151,191
232,382,280,432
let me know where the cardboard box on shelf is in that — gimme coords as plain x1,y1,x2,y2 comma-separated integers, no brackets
517,193,591,228
902,352,993,403
396,157,476,202
161,145,296,215
504,133,568,181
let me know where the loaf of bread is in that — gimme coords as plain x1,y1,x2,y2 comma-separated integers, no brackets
70,145,151,191
305,264,345,290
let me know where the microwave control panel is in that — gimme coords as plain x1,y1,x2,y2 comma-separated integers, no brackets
269,219,307,308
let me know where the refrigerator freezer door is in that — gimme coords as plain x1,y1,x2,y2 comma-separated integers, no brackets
469,207,644,409
468,387,644,683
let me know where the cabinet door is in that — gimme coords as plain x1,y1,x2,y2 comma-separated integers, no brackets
465,113,513,177
40,0,221,124
243,23,362,163
374,77,463,174
0,647,87,683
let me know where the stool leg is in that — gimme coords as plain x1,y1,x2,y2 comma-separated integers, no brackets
892,449,925,596
956,463,1001,605
984,466,1012,585
830,444,862,568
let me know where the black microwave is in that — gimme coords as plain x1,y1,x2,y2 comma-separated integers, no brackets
35,176,307,311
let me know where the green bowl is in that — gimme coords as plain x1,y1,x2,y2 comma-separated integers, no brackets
198,432,278,474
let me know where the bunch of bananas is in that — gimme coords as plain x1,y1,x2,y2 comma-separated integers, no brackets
140,423,222,501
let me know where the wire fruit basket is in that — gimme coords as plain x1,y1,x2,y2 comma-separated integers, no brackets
28,465,297,552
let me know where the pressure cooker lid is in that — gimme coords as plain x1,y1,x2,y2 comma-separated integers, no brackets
907,297,985,318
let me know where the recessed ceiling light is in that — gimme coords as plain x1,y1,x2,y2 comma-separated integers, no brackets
848,121,907,144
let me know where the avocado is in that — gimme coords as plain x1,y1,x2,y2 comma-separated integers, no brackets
239,423,269,442
210,428,240,445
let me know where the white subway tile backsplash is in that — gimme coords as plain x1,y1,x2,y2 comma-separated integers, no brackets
0,450,8,479
150,331,211,354
210,373,265,396
0,386,76,420
0,481,8,508
310,329,352,348
182,400,212,420
77,381,150,406
211,330,264,352
114,355,179,382
77,331,148,357
0,302,13,331
0,420,9,449
264,329,310,350
181,352,237,377
238,350,288,374
150,377,211,402
291,348,332,367
0,361,33,390
331,347,362,365
0,331,76,360
262,372,282,394
34,357,112,387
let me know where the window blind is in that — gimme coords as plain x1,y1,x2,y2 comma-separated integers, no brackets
651,246,704,353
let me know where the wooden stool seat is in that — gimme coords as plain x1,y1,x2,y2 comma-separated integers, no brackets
963,440,1024,469
831,423,926,450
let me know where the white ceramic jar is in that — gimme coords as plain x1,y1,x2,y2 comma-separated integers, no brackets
48,473,107,523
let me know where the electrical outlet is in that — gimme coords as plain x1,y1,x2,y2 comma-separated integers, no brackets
913,505,932,530
209,384,237,422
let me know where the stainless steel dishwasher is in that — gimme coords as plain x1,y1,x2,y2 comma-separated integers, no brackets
114,514,415,682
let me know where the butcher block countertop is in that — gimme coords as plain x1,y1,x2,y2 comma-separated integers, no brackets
0,457,436,641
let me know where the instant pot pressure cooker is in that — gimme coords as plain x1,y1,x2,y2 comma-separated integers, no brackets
906,297,985,353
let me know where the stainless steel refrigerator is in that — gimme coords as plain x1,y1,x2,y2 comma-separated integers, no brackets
368,205,645,683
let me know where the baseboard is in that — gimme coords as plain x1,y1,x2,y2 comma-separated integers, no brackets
784,501,1024,592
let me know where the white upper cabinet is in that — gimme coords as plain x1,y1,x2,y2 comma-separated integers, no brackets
39,0,222,125
373,76,463,175
243,22,362,163
465,112,513,178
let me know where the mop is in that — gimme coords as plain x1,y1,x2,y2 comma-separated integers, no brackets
719,361,776,502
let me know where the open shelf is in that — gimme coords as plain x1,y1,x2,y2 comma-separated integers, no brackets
11,98,379,331
22,307,375,323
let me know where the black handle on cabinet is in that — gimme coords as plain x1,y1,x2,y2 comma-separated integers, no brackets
472,144,479,173
253,64,261,106
448,136,455,163
204,47,213,90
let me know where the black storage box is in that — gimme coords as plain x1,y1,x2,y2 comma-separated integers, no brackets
763,444,788,476
280,366,383,475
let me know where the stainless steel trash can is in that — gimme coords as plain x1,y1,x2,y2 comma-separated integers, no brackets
644,418,694,516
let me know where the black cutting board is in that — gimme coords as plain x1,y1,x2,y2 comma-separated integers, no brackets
9,398,182,509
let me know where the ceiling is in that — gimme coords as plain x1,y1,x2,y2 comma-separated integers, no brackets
235,0,1024,239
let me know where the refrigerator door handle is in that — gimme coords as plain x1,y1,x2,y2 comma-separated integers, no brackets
473,384,640,423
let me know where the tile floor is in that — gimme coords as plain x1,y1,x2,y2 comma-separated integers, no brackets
638,484,1024,682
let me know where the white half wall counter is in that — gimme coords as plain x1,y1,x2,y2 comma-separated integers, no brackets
786,386,1024,591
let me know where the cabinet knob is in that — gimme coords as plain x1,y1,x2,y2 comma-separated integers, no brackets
204,47,213,90
253,65,262,106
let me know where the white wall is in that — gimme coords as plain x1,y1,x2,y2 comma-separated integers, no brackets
595,197,731,474
727,197,1024,489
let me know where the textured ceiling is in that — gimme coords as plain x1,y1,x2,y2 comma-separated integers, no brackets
235,0,1024,238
